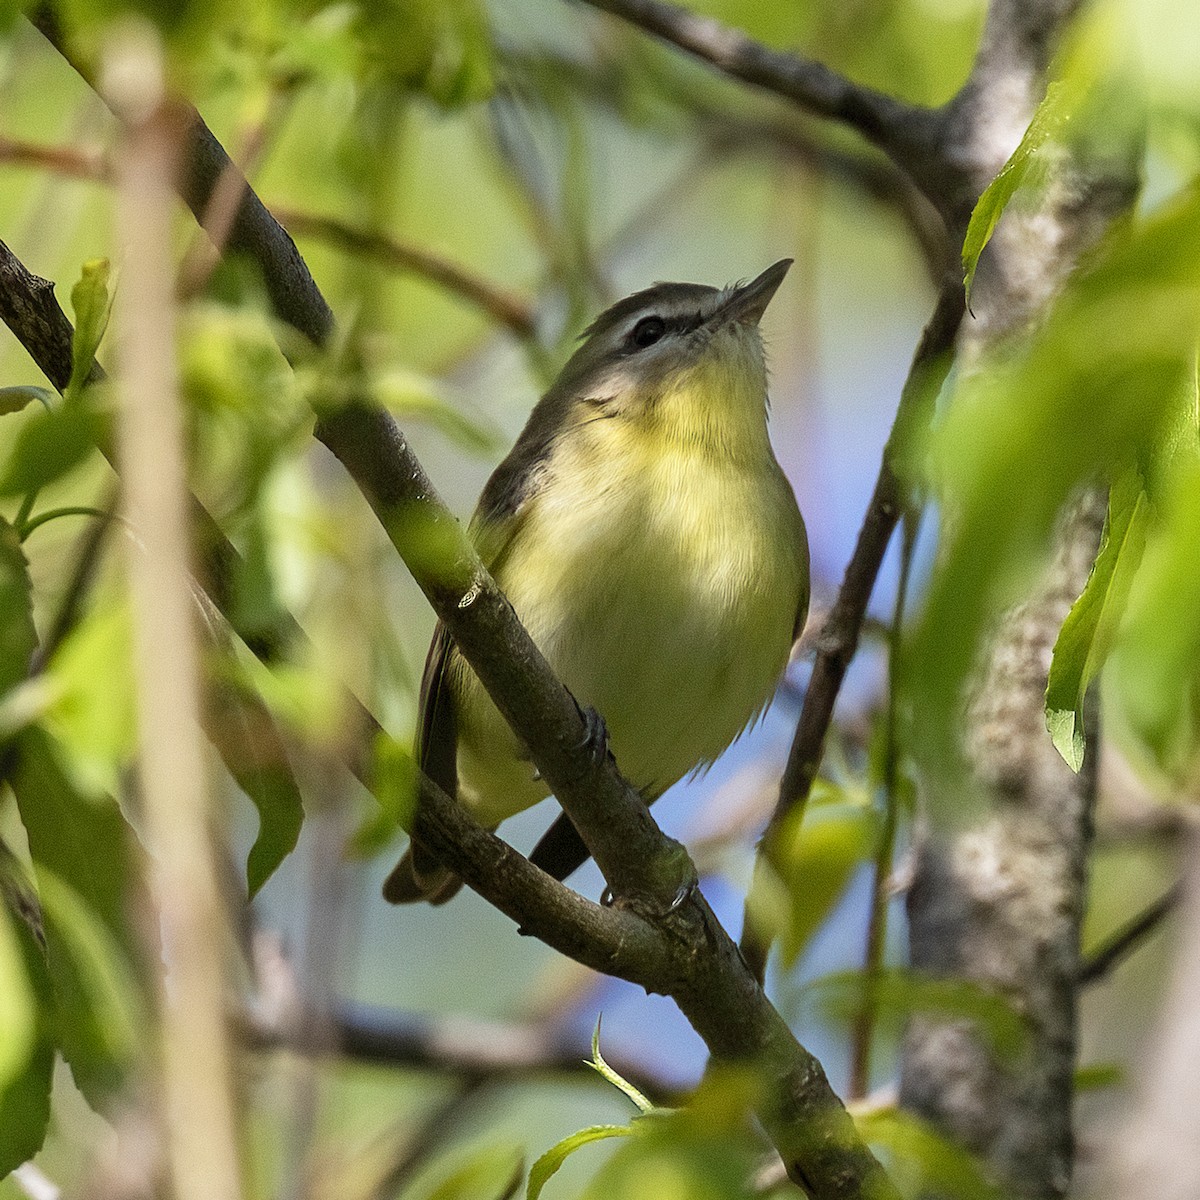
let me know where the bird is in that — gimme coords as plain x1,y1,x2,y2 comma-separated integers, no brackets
384,259,809,904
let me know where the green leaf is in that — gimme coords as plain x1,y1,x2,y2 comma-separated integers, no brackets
44,600,137,799
36,870,142,1104
909,186,1200,809
206,680,305,896
8,726,143,1103
962,82,1068,304
0,403,108,497
65,259,112,405
748,782,879,969
347,731,418,858
806,968,1028,1061
527,1125,635,1200
419,1143,524,1200
588,1021,655,1115
0,517,36,695
1108,458,1200,775
0,902,37,1090
0,857,55,1175
857,1108,1000,1200
578,1100,759,1200
1046,468,1150,771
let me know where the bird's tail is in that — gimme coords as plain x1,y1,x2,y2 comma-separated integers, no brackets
382,843,463,905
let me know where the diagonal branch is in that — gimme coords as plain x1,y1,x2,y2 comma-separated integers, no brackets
576,0,953,207
13,21,900,1198
271,208,538,342
741,276,964,980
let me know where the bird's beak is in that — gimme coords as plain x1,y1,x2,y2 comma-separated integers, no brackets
713,258,793,328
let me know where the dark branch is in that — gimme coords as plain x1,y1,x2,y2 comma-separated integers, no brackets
272,208,538,342
0,136,540,339
576,0,953,207
14,23,899,1197
742,277,964,980
243,1000,681,1103
1079,882,1183,987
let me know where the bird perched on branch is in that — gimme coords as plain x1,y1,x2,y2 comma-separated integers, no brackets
385,260,809,904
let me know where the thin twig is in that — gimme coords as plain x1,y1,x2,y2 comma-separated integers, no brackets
23,18,905,1193
577,0,952,203
29,485,120,672
271,208,538,342
0,134,108,180
742,278,964,981
1079,882,1183,986
848,515,917,1100
244,1001,680,1104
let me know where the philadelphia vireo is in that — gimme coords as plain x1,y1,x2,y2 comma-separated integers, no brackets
385,259,809,904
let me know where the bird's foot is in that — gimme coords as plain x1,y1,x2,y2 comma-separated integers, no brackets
572,698,611,770
601,840,699,919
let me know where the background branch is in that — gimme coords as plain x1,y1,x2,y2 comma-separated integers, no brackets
7,18,902,1196
577,0,950,202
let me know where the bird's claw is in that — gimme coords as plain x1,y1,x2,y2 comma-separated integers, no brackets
573,698,611,769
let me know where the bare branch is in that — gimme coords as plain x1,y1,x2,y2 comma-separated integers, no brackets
577,0,948,202
14,22,900,1196
741,277,964,980
243,1000,681,1103
0,135,541,340
0,133,108,181
272,208,538,342
1079,882,1183,987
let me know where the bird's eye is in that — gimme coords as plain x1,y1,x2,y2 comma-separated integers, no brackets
629,315,666,348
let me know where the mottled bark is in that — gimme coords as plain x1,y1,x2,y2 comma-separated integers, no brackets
898,4,1142,1192
901,494,1104,1199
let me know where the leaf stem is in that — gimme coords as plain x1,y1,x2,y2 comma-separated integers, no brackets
18,504,111,540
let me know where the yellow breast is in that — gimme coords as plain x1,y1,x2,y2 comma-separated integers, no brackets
453,404,808,826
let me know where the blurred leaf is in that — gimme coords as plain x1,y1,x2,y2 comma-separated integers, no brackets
1108,458,1200,776
0,900,36,1091
909,184,1200,805
807,968,1028,1061
0,517,36,695
206,680,304,896
373,370,498,454
1046,468,1149,771
65,259,112,405
1075,1062,1124,1092
347,731,417,857
528,1126,635,1200
418,1143,524,1200
0,402,108,498
357,0,494,107
9,729,143,1105
44,600,137,799
578,1100,759,1200
858,1108,1000,1200
748,782,879,969
0,867,54,1177
8,726,139,972
0,1039,53,1178
0,387,53,415
36,870,141,1105
962,82,1067,305
228,506,289,647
